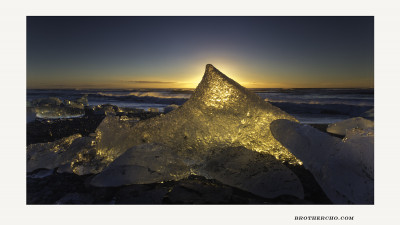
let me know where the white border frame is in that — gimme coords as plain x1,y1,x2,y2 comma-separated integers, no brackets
1,0,400,224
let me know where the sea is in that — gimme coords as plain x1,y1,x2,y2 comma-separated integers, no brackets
27,88,374,124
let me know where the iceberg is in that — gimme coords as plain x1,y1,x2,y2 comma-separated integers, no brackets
270,119,373,204
327,117,374,136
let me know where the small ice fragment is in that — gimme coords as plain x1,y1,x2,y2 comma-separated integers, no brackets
27,134,83,172
163,104,179,113
93,104,118,116
327,117,374,136
34,106,85,119
31,97,63,106
148,108,159,112
29,96,89,119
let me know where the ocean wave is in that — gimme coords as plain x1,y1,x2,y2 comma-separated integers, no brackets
269,101,373,117
265,99,374,107
96,91,191,99
88,92,188,106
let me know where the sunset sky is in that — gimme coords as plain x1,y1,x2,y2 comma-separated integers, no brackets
27,16,374,89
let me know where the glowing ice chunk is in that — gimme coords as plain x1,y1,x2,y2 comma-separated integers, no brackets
27,134,111,175
91,64,300,166
271,119,373,204
30,96,88,119
35,106,85,119
327,117,374,136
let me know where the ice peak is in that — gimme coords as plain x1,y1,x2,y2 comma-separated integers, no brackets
205,63,215,71
191,65,261,110
205,64,223,76
202,64,235,83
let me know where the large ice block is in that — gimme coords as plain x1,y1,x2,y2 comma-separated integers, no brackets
270,119,373,204
92,64,300,165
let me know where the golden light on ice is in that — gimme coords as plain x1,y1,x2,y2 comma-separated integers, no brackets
27,64,303,177
88,64,302,168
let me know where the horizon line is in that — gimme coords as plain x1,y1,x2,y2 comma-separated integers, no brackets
26,87,375,90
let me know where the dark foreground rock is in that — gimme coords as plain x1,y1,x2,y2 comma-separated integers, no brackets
27,171,331,204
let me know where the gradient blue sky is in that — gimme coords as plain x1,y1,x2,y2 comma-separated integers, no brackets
27,16,374,89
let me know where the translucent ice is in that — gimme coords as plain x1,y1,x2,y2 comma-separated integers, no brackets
91,64,300,166
271,119,373,204
31,97,63,106
90,144,191,186
34,106,85,119
148,108,159,112
327,117,374,136
92,104,119,116
196,146,304,199
30,96,88,119
76,94,88,106
27,134,83,172
27,133,110,175
91,144,304,199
